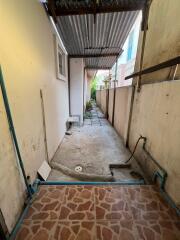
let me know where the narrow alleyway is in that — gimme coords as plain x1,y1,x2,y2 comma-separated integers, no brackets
1,1,180,239
15,185,180,240
49,104,146,183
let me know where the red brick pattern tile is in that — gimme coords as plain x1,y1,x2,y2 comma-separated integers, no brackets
24,186,66,221
15,220,57,240
59,186,95,220
95,186,132,220
96,220,139,240
54,221,96,240
135,220,180,240
15,185,180,240
126,186,179,221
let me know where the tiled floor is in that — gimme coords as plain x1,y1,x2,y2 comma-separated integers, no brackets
15,185,180,240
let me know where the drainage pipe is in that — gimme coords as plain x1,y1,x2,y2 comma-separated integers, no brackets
0,66,32,198
142,138,179,215
8,199,32,240
38,179,145,186
8,179,40,240
142,138,167,176
153,170,180,216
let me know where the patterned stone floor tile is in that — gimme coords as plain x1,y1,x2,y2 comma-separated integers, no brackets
54,221,96,240
126,186,179,221
95,186,132,220
14,185,180,240
135,220,180,240
24,186,66,221
96,220,139,240
15,220,57,240
59,186,95,220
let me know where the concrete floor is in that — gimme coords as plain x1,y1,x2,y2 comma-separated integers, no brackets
49,106,146,182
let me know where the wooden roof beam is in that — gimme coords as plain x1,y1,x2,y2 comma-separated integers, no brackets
54,2,146,16
85,66,110,70
69,53,119,58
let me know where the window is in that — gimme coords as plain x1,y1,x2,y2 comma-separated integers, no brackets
55,36,66,81
58,46,65,76
127,30,134,61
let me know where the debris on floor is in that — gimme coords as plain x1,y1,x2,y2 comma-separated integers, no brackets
38,161,51,181
65,130,72,135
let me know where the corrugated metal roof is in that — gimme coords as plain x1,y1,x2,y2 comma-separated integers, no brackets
57,11,139,68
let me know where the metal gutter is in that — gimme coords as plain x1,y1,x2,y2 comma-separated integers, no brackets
8,200,32,240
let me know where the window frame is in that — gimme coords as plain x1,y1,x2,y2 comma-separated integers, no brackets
127,30,134,61
54,35,67,81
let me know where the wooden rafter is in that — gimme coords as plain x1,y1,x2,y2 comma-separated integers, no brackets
49,0,146,16
69,53,119,58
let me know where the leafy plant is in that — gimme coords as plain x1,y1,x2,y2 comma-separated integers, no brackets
86,100,92,111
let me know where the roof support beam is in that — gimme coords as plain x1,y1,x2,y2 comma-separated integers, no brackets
47,0,57,23
55,7,143,16
125,56,180,80
54,0,146,16
85,67,110,70
69,53,119,58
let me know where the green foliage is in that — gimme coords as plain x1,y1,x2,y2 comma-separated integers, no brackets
90,76,99,100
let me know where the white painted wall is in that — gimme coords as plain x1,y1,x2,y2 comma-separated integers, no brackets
84,69,88,107
86,76,91,102
0,0,69,231
110,13,142,88
70,58,84,123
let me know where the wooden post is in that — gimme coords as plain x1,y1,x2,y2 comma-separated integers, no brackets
112,58,118,126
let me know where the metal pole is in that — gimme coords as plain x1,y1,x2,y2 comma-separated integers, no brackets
40,90,49,163
137,0,151,91
112,57,118,126
0,66,32,198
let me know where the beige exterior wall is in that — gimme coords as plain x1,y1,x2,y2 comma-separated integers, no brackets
108,89,114,124
129,0,180,204
96,90,101,108
0,0,69,231
134,0,180,82
97,87,132,144
129,81,180,205
70,58,84,123
114,87,132,143
100,90,107,115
